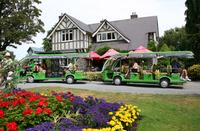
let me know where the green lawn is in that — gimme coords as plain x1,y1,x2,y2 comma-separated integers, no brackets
27,87,200,131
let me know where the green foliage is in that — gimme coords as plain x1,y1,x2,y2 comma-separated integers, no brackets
85,72,102,81
159,43,171,52
185,0,200,34
0,51,19,88
147,41,157,51
0,91,72,130
185,0,200,64
42,38,52,52
0,0,44,51
120,50,129,53
96,46,123,56
96,46,111,55
159,27,188,51
188,64,200,80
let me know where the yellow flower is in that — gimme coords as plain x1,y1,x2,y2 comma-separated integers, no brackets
109,112,113,115
109,120,116,126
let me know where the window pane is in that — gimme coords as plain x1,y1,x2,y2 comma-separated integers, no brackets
70,33,73,40
62,34,65,41
107,33,111,39
66,33,69,40
102,33,106,40
62,30,66,41
97,34,101,41
112,33,116,39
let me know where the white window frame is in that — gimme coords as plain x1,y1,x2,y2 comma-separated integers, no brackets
97,31,117,42
61,29,73,42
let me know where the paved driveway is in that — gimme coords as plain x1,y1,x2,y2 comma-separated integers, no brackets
16,81,200,95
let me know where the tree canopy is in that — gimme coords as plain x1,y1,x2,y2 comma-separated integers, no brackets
159,27,188,51
185,0,200,34
185,0,200,64
147,41,157,51
42,38,52,52
159,43,171,52
0,0,44,51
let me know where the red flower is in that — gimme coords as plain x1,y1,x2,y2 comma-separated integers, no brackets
23,108,33,116
36,107,43,115
56,96,63,102
18,98,26,104
0,101,10,107
69,96,75,102
0,128,4,131
4,93,12,98
12,100,18,106
29,96,38,102
0,110,4,118
6,122,17,131
43,108,52,115
37,100,48,107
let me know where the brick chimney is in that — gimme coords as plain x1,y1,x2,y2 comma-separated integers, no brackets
130,12,138,19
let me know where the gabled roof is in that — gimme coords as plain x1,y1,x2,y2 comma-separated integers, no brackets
89,16,159,49
66,14,92,33
47,13,90,38
91,19,130,43
47,13,159,49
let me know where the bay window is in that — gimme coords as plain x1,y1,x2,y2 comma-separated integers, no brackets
61,30,73,42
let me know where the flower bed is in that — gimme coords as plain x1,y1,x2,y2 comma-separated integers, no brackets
0,88,141,131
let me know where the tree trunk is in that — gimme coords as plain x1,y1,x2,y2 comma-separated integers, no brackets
0,64,3,86
0,73,4,86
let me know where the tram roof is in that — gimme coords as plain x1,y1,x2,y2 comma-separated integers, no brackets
25,53,89,59
110,51,194,59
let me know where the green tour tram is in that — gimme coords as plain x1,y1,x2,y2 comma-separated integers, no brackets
22,53,89,84
101,51,193,88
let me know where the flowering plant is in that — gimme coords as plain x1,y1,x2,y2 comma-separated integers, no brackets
0,88,141,131
0,88,71,130
83,104,141,131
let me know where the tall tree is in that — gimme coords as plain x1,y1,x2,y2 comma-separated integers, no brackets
147,41,157,51
42,27,54,52
185,0,200,63
42,38,52,52
159,43,171,52
159,27,188,51
0,0,44,51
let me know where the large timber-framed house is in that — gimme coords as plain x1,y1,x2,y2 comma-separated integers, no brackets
47,13,159,52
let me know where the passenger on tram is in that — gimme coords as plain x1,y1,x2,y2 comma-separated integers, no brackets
131,62,140,72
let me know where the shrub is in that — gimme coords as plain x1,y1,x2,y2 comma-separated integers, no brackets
188,64,200,80
85,72,102,81
96,46,111,56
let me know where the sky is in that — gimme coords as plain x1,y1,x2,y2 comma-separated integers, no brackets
8,0,186,60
